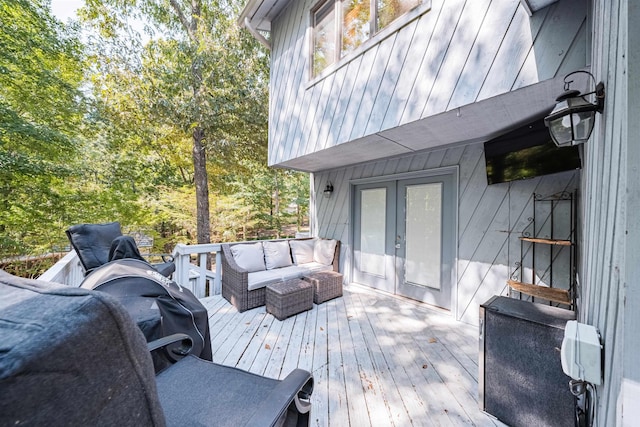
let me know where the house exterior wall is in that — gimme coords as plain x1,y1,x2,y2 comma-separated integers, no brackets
268,0,588,167
581,0,639,425
254,0,639,421
311,143,579,324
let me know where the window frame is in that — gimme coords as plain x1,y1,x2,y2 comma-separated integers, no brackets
309,0,431,83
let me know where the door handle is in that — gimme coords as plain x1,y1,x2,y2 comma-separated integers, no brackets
395,244,401,249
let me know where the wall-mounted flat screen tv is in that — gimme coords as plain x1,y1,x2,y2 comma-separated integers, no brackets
484,114,582,185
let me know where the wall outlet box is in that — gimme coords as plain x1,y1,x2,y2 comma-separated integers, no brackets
561,320,602,385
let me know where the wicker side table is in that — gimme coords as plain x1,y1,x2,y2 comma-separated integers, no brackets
266,279,314,321
303,271,343,304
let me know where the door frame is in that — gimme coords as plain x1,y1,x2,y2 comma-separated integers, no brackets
349,166,459,316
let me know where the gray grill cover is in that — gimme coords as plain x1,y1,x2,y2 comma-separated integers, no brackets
81,259,212,370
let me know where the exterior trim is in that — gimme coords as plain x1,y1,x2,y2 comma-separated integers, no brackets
349,165,458,186
244,17,271,50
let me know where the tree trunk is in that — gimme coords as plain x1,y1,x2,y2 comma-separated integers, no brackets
192,126,210,245
187,1,210,247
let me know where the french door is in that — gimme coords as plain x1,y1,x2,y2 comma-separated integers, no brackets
353,173,455,310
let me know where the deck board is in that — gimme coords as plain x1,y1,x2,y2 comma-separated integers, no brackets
311,301,330,427
201,285,500,427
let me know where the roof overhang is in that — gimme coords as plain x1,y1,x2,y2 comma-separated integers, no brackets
275,74,570,173
238,0,293,32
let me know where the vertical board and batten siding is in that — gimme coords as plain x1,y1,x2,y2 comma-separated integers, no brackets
581,0,639,425
267,0,588,167
311,143,579,325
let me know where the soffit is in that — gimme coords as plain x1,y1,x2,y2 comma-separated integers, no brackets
238,0,293,32
275,74,568,173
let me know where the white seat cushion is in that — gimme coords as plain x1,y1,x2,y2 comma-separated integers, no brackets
247,263,332,291
297,262,332,274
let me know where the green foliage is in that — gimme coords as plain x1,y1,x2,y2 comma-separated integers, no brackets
0,0,87,255
81,0,274,245
210,158,309,241
0,0,309,274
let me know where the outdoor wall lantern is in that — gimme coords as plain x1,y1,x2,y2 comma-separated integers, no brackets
323,182,334,198
544,70,605,147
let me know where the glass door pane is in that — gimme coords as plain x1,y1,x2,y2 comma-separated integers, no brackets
360,188,386,277
353,182,396,293
405,183,442,289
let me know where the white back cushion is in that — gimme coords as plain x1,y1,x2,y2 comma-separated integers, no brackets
230,242,265,272
314,239,337,266
263,240,293,270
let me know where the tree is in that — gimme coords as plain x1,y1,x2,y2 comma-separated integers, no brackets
219,157,309,240
0,0,87,255
81,0,270,246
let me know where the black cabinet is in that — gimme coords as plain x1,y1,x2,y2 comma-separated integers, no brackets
479,296,576,427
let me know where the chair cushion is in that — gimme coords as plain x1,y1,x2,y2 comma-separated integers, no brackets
314,239,338,265
156,356,279,427
263,240,293,270
66,222,123,272
289,239,315,265
230,242,266,273
0,270,165,426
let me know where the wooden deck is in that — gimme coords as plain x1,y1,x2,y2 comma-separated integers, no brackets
201,284,501,427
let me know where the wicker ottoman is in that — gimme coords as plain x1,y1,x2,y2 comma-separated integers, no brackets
266,279,313,321
303,271,343,304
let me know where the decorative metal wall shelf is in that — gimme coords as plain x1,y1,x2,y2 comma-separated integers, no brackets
508,191,577,310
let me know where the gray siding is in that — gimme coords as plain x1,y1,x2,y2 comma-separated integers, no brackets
268,0,588,167
581,0,638,425
312,144,579,324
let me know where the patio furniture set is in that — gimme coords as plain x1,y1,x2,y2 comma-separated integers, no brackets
221,237,343,319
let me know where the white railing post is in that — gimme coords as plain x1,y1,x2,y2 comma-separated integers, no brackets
172,243,192,290
197,252,207,298
214,251,222,295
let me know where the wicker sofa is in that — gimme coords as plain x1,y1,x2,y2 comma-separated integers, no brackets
221,238,340,312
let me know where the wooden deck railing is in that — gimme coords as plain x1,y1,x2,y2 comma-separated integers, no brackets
38,251,85,286
38,243,224,298
171,243,222,298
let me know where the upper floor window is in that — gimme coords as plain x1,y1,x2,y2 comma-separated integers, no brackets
312,0,423,77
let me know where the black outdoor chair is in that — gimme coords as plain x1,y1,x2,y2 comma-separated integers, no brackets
66,222,175,277
0,270,313,427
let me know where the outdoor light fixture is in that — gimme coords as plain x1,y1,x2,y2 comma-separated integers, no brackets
544,70,605,147
323,182,334,198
